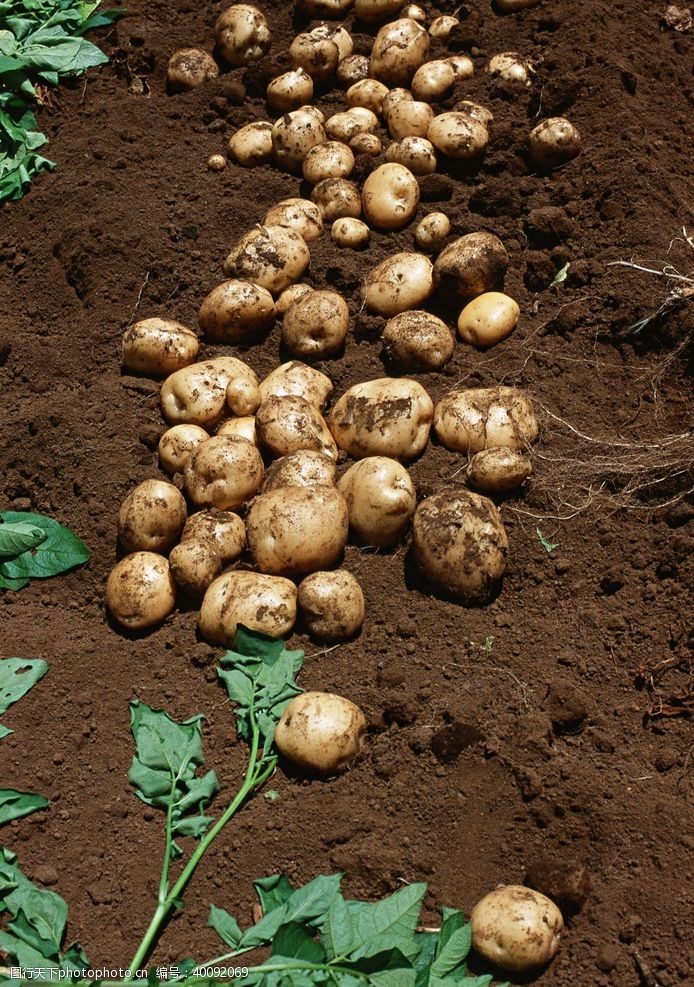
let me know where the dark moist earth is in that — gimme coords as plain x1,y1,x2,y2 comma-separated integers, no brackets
1,0,692,984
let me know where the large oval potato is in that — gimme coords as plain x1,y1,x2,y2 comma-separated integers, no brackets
260,361,333,410
337,457,416,546
180,509,246,563
329,378,433,460
362,163,420,231
434,386,539,452
161,357,260,427
122,318,200,377
274,691,366,775
370,18,429,85
428,112,489,159
106,552,176,630
364,252,433,316
298,570,365,641
457,292,519,347
198,280,275,342
471,886,563,973
118,479,187,554
215,4,270,66
433,233,509,300
256,395,338,461
282,290,349,359
382,310,454,371
198,570,297,645
246,486,349,575
262,450,337,492
223,225,310,295
184,435,264,510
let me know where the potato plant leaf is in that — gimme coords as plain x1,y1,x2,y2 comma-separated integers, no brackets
0,512,89,584
0,657,48,724
0,789,49,826
207,903,242,949
0,521,46,557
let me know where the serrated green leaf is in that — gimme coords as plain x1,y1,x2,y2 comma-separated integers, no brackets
208,903,242,948
271,922,325,963
4,881,67,959
0,521,46,557
347,883,427,962
242,874,343,948
0,513,89,581
0,790,49,826
0,658,48,735
253,873,296,916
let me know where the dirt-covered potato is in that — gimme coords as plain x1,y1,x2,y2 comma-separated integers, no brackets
433,232,509,300
180,509,246,563
199,280,275,342
355,0,403,20
298,571,365,640
434,386,539,452
337,54,369,86
415,211,450,250
264,198,323,242
311,178,362,221
347,106,379,132
167,49,219,92
246,486,349,575
289,33,340,85
225,377,261,418
329,377,434,460
199,571,297,645
262,450,337,492
349,132,382,156
106,552,176,630
217,416,257,445
382,310,454,371
215,4,270,66
429,15,459,38
362,163,420,231
458,292,520,347
276,284,314,315
365,252,433,316
346,78,388,115
161,357,260,427
274,691,366,775
489,52,533,86
183,435,264,509
228,121,273,167
266,68,314,113
302,141,354,184
272,107,327,172
332,217,370,248
448,54,474,79
467,447,533,494
411,60,456,102
282,289,350,359
471,886,563,973
528,117,581,170
385,136,437,175
403,3,426,22
169,539,222,599
158,424,210,475
428,112,489,159
337,456,416,546
324,111,362,144
223,225,310,295
381,87,413,120
118,479,187,554
207,154,227,172
370,18,429,84
260,361,333,410
123,318,199,376
256,395,338,461
413,489,508,602
310,24,353,60
387,99,434,139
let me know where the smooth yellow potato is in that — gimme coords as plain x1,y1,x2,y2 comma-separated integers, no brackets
167,49,219,92
329,377,433,460
183,435,264,510
228,121,273,167
346,106,379,132
387,99,434,139
169,539,222,599
414,212,450,251
223,225,310,295
274,692,366,775
365,252,433,316
337,456,416,546
199,280,275,342
282,289,349,359
411,60,456,101
207,153,227,172
346,78,389,115
117,479,187,554
332,216,370,248
528,117,581,170
122,318,199,377
217,416,257,445
403,3,426,22
298,571,365,641
429,15,459,38
385,136,437,175
161,357,260,427
199,570,297,645
262,450,337,492
448,54,474,79
311,178,362,221
362,163,420,231
215,4,270,66
325,111,362,143
427,112,489,159
180,509,246,563
471,886,563,973
225,376,261,418
381,310,454,371
302,141,355,184
158,424,210,475
266,68,314,113
272,107,327,172
467,447,533,494
434,386,539,452
106,552,176,630
260,361,333,410
256,395,338,461
370,18,429,85
458,292,520,346
433,232,509,299
381,87,413,120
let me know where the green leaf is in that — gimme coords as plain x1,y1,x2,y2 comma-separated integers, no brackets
536,527,560,554
242,874,343,948
0,513,89,582
208,903,242,948
347,883,427,962
0,658,48,736
430,910,472,978
322,893,356,960
271,922,325,963
0,790,49,826
551,262,570,286
0,521,46,557
4,881,67,959
253,873,296,916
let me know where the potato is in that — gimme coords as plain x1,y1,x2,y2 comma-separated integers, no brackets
302,141,355,184
266,68,314,113
158,424,210,475
338,456,416,546
246,486,348,575
207,154,227,172
329,378,433,460
413,489,508,602
180,509,246,563
434,386,539,452
215,4,270,66
184,435,264,510
274,692,366,775
471,886,563,973
228,121,273,167
281,289,349,360
448,54,474,79
199,570,297,645
427,112,489,159
123,318,199,377
260,361,333,410
336,54,369,87
161,357,260,427
346,78,389,115
349,133,382,156
256,395,338,461
289,33,340,85
433,232,508,300
298,571,365,640
167,49,219,92
387,99,434,139
497,0,541,9
217,416,257,445
385,136,436,176
458,292,520,347
362,163,420,231
411,60,456,102
223,225,310,295
118,479,187,554
489,52,533,86
365,252,433,316
264,198,323,243
429,15,459,38
354,0,403,20
106,552,176,630
225,376,262,418
169,540,222,599
310,24,354,62
311,178,362,221
324,112,362,144
414,211,450,251
277,284,314,316
403,4,426,22
262,450,337,492
297,0,354,14
199,280,275,342
332,217,370,248
381,310,454,371
467,447,533,494
272,107,327,172
370,18,430,85
455,100,494,127
528,117,581,170
381,87,413,120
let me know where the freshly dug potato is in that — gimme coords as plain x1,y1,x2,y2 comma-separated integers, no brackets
385,136,437,175
274,692,366,775
456,100,494,126
262,450,337,492
169,540,222,599
415,211,451,251
347,106,379,131
387,99,434,139
199,280,275,342
411,60,456,101
412,489,508,602
325,111,362,143
403,3,426,22
123,318,199,376
354,0,403,20
458,292,520,347
434,386,539,452
158,424,209,475
311,178,362,221
223,225,310,295
161,357,260,427
276,284,314,315
217,416,257,445
338,456,416,546
428,112,489,159
228,121,273,167
246,486,349,575
489,51,533,86
336,54,369,86
256,395,338,461
167,49,219,92
225,376,262,418
183,435,264,509
180,509,246,563
272,107,327,172
264,198,323,242
260,361,333,411
199,570,297,645
467,447,533,494
365,252,433,316
362,163,420,231
302,141,355,184
349,132,382,156
298,570,365,640
429,15,459,38
433,232,509,300
471,886,563,973
448,54,474,79
310,24,353,61
266,68,314,113
282,289,350,359
329,377,434,460
346,78,388,115
118,479,187,554
370,18,429,85
381,87,413,120
332,217,370,248
289,33,340,85
382,310,454,371
106,552,176,630
207,153,227,172
528,118,581,170
215,4,270,66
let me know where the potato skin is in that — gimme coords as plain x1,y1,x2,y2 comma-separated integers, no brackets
528,117,581,170
161,357,260,428
262,450,336,492
370,18,429,85
184,435,264,510
433,233,509,299
118,479,187,554
167,49,219,92
274,691,366,775
198,280,275,342
260,361,334,410
362,163,420,231
471,885,563,973
169,539,222,599
364,252,433,316
329,378,434,461
457,292,520,347
123,318,199,377
180,509,246,563
223,225,310,295
467,447,533,494
382,311,454,372
198,571,297,645
282,290,350,359
427,112,489,159
434,386,539,453
158,424,210,475
337,456,416,546
298,570,365,641
256,395,338,461
106,552,176,630
217,416,257,445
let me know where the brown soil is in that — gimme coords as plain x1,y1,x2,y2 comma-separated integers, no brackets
1,1,692,984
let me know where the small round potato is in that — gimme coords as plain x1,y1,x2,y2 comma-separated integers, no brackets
302,141,355,184
228,121,273,167
496,0,541,9
169,539,222,599
226,377,262,418
403,3,426,22
346,79,389,115
264,198,323,243
337,457,416,546
433,232,509,299
365,252,433,316
489,52,533,86
413,489,509,602
215,4,270,66
415,212,451,251
370,18,429,85
223,225,310,295
429,15,459,38
167,49,219,92
385,136,437,176
346,106,379,132
382,310,454,371
183,435,264,510
106,552,176,630
467,447,533,494
362,163,420,231
260,361,333,410
246,486,349,575
349,132,382,156
354,0,403,20
199,571,297,645
207,153,227,172
325,111,362,144
332,217,370,248
434,386,539,452
123,318,199,377
289,33,340,85
180,509,246,563
266,68,314,113
256,395,338,461
199,280,275,342
275,691,366,775
161,357,260,427
448,55,474,79
381,87,413,120
411,60,456,102
276,284,314,316
387,100,434,139
528,118,581,170
428,112,489,159
311,178,362,221
471,886,563,973
217,416,257,445
272,107,327,172
310,24,353,61
282,289,350,359
298,571,365,640
329,377,434,460
262,450,337,492
337,54,369,87
118,479,187,554
458,292,520,347
158,424,210,475
455,100,494,127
